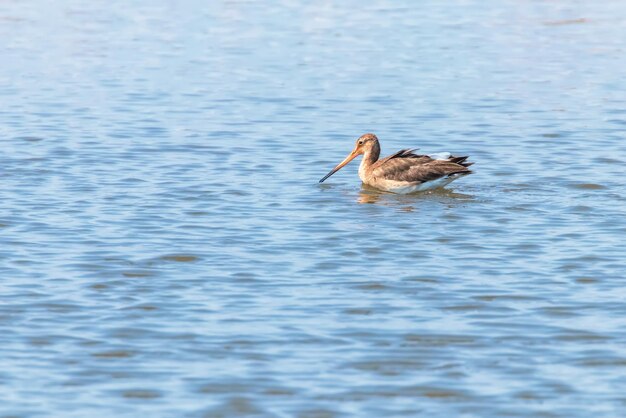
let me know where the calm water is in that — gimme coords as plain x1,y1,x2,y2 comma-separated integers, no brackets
1,1,626,416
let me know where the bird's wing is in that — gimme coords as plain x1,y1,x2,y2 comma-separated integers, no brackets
372,150,472,183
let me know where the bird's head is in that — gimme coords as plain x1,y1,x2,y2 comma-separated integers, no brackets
319,133,379,183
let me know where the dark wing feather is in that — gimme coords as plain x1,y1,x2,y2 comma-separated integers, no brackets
449,156,473,167
375,149,431,167
377,148,422,163
404,160,472,183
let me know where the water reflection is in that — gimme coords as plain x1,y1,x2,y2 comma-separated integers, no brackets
357,185,387,204
357,185,475,210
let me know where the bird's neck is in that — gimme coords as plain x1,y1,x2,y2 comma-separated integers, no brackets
358,144,380,181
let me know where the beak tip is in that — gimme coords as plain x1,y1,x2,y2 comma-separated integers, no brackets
319,150,358,185
319,171,335,183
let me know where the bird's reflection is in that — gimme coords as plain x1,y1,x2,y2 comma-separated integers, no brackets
357,184,474,210
357,186,384,204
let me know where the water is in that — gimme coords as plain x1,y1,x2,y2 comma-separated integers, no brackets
1,0,626,416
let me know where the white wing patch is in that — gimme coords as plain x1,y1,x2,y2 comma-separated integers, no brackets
427,152,451,161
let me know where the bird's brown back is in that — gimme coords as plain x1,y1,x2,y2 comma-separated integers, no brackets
371,149,472,183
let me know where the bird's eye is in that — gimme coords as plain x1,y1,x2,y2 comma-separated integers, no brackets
358,141,363,145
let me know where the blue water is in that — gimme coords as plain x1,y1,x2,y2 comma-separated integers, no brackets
1,1,626,416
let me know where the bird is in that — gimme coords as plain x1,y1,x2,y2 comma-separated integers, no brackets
319,133,472,194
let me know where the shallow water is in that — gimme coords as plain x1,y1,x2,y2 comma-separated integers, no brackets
1,0,626,416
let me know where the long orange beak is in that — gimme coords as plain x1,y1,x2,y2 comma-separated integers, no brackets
319,148,360,183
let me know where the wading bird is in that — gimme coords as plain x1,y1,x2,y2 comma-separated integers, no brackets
319,133,472,194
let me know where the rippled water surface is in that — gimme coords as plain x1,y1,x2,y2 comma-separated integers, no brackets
2,1,626,416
